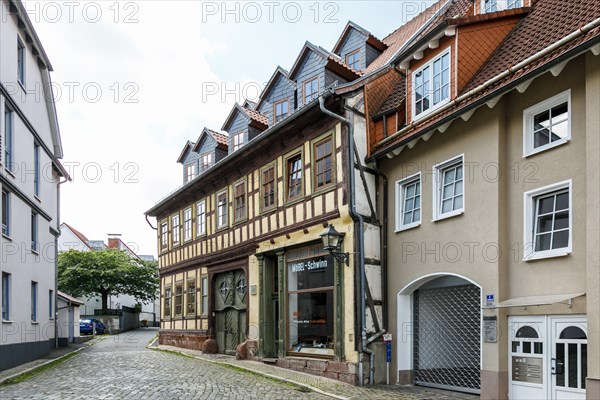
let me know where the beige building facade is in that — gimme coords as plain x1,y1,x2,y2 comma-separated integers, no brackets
368,3,600,398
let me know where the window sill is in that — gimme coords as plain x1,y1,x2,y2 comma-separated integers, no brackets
523,249,571,262
215,225,229,233
2,234,12,242
524,138,569,158
395,222,421,233
31,249,39,255
233,217,248,227
412,98,450,122
259,207,277,217
18,80,26,92
432,209,464,222
285,196,306,208
34,195,42,203
311,184,336,198
31,321,39,325
4,168,16,179
2,320,14,324
196,232,207,239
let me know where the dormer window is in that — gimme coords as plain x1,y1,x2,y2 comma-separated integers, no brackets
413,49,450,120
274,99,290,123
232,132,244,152
483,0,522,13
303,77,319,104
185,164,196,182
345,50,361,70
200,153,212,172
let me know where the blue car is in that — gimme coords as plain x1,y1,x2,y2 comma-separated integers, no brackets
79,318,106,335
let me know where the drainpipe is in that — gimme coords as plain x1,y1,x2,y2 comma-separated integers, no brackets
319,95,371,385
55,176,69,348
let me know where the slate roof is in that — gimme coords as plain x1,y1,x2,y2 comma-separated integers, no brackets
371,0,600,158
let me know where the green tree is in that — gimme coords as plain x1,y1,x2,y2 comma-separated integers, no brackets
58,249,159,311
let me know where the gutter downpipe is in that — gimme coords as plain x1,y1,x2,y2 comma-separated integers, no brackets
55,176,69,348
319,95,372,386
377,16,600,151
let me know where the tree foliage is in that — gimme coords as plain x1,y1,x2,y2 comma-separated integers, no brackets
58,249,159,310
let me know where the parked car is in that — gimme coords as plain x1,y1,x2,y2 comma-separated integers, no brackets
79,318,106,335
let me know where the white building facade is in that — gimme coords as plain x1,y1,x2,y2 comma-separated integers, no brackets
1,0,68,371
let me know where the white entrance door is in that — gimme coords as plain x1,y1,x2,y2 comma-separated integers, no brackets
509,316,546,400
550,317,587,400
509,315,587,400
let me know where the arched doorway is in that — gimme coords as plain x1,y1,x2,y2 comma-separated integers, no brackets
214,269,247,354
397,273,482,394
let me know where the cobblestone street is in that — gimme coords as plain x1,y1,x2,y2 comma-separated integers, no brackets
0,329,327,400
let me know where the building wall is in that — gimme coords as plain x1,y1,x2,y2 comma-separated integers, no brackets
1,0,61,371
379,52,595,398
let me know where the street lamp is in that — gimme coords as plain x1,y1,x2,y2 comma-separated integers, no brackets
320,224,349,266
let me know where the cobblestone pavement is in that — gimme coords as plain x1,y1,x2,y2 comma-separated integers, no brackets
0,329,328,400
159,345,480,400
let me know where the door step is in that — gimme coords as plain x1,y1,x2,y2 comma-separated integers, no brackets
262,358,278,364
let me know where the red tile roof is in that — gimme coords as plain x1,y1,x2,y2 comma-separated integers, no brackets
243,106,269,127
205,129,229,147
375,79,406,116
57,291,84,305
365,0,472,73
61,223,91,249
371,0,600,158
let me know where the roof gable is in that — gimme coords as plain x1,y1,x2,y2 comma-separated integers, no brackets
256,67,296,110
192,128,229,153
176,140,195,164
333,21,387,55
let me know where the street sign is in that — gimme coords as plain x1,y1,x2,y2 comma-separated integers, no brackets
386,342,392,362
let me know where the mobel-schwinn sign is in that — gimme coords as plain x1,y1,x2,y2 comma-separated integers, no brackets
289,257,329,273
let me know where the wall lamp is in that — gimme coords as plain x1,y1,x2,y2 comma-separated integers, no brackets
320,224,349,266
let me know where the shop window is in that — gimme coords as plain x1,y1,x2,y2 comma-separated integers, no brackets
287,244,335,357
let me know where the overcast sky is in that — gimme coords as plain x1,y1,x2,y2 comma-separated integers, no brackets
28,1,434,257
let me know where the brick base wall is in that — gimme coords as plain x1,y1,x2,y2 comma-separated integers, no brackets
274,358,357,385
159,330,209,351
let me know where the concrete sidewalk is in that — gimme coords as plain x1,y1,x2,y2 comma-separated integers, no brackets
154,344,480,400
0,337,103,384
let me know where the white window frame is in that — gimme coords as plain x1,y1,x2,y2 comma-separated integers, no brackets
523,90,571,157
232,132,244,152
1,190,10,237
523,179,572,261
183,207,192,242
2,272,10,321
160,220,168,250
196,200,206,237
412,48,451,121
216,190,228,228
482,0,522,13
31,212,38,252
48,289,53,319
185,164,196,182
395,172,422,232
31,281,37,322
171,214,180,246
4,108,14,173
34,143,40,197
200,152,213,172
432,154,464,221
17,38,26,87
